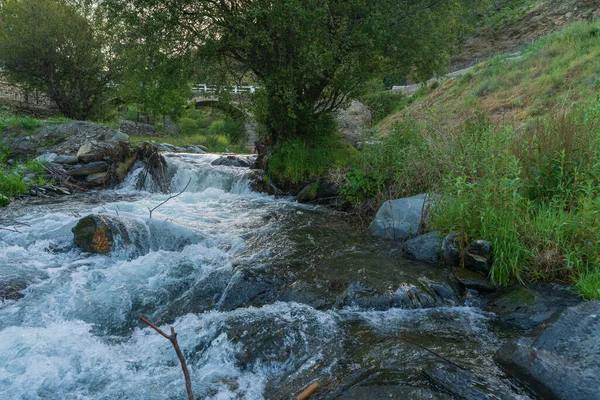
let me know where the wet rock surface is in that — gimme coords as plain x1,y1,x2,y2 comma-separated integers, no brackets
454,267,495,292
72,214,132,254
464,240,493,275
211,155,253,167
337,385,452,399
370,194,429,241
483,283,582,331
403,231,442,264
297,181,339,204
441,232,462,267
496,301,600,400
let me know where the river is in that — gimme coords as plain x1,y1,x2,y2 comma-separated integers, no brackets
0,153,530,399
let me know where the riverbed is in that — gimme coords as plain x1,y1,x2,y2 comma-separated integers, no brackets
0,153,530,399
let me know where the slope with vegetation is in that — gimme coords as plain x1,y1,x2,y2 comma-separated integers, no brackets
342,21,600,299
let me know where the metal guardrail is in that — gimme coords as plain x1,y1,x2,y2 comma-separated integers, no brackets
192,84,259,95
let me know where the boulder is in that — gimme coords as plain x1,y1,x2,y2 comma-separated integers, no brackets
53,155,78,165
297,181,339,203
454,268,495,292
211,155,251,168
118,120,156,137
464,240,493,275
441,232,462,267
184,145,207,154
496,301,600,400
158,143,185,152
403,231,442,264
370,194,428,241
68,161,109,177
72,214,131,254
484,283,582,331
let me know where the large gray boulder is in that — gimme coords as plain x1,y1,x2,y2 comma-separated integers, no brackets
370,194,428,241
403,231,442,264
496,301,600,400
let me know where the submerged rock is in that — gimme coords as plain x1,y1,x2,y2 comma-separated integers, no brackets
370,194,429,241
211,155,251,168
496,301,600,400
337,385,452,399
72,214,131,254
424,363,529,400
403,231,442,264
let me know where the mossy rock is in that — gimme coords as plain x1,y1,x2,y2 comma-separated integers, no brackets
72,214,131,254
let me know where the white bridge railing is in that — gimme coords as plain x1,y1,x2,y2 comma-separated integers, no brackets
192,84,259,95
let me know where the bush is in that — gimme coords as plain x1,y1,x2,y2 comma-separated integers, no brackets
178,118,199,135
359,91,407,124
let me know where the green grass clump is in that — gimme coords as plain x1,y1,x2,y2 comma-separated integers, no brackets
0,113,42,131
0,168,28,198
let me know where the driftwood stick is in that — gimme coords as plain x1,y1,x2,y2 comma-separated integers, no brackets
139,316,194,400
148,178,192,218
295,381,320,400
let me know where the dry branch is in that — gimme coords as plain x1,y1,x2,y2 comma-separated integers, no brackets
139,315,194,400
0,218,30,233
147,178,192,218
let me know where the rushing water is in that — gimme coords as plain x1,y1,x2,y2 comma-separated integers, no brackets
0,154,529,399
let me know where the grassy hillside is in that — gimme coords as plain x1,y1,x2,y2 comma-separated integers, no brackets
379,21,600,133
341,21,600,299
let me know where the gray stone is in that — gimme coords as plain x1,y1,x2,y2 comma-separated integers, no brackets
441,232,462,267
403,231,442,264
464,240,493,275
496,301,600,400
108,130,129,142
77,141,117,163
336,100,372,146
69,161,109,176
53,155,79,165
454,268,495,292
85,172,108,186
119,120,156,137
370,194,428,241
485,283,582,331
23,173,38,183
34,152,57,163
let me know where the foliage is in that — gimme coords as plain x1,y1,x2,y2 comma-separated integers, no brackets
0,167,28,197
360,91,408,125
269,135,355,185
0,113,42,132
0,0,110,120
104,0,484,144
114,41,193,120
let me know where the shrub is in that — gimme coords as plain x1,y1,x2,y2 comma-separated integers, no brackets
178,118,198,135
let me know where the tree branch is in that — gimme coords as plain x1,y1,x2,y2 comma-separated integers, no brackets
139,315,194,400
148,177,192,218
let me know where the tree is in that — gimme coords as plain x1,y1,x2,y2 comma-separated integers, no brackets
114,40,193,122
104,0,485,143
0,0,110,120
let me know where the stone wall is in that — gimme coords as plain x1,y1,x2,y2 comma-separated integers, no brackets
119,120,157,136
0,80,54,108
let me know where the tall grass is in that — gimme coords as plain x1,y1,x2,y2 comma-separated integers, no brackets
343,95,600,299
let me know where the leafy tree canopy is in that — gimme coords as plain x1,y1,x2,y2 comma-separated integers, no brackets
103,0,486,142
0,0,111,120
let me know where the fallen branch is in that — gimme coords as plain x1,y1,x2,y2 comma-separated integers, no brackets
0,218,30,233
147,178,192,218
139,316,194,400
295,382,320,400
